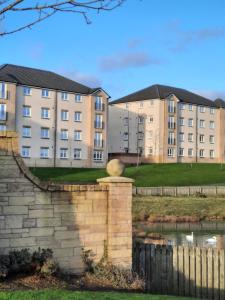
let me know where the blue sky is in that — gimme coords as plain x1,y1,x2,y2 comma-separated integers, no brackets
1,0,225,100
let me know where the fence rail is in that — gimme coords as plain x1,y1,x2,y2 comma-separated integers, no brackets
133,186,225,197
133,243,225,299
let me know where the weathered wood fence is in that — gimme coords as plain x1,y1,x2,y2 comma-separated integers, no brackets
133,243,225,299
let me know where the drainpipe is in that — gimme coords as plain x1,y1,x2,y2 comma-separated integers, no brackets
53,91,58,167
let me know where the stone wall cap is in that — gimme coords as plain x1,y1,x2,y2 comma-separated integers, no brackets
97,176,134,183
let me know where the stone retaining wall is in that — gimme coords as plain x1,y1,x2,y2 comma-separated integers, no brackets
0,132,132,274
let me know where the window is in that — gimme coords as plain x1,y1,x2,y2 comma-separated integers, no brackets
0,82,6,99
60,148,68,159
0,104,6,120
21,146,30,158
210,150,215,158
125,103,129,109
168,132,175,145
60,129,68,140
150,100,154,106
138,115,144,124
188,148,193,157
95,96,103,111
95,114,103,128
168,148,175,157
41,127,50,139
61,110,69,121
149,116,153,123
61,92,68,101
23,105,31,117
189,104,193,111
42,89,49,98
94,132,103,148
124,147,129,153
123,132,128,141
199,106,205,113
179,103,185,110
199,119,205,128
22,126,31,138
0,124,6,131
188,133,193,142
74,130,82,141
23,86,31,96
75,94,82,102
209,121,215,129
199,149,204,158
188,118,193,127
168,99,175,113
40,147,49,159
179,148,184,157
147,147,152,155
74,148,82,159
199,134,204,143
124,117,129,126
74,111,82,122
179,132,184,142
93,150,103,161
179,118,185,126
168,116,175,129
210,107,215,115
41,107,50,119
209,135,215,144
140,101,143,108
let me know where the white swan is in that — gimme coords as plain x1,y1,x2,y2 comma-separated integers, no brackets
186,232,194,243
206,236,217,244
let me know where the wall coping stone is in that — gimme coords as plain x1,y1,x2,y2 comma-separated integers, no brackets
97,176,134,183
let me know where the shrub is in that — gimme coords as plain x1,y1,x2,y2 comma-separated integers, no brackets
0,248,58,280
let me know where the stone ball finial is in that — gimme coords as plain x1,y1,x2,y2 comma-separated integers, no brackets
106,159,125,177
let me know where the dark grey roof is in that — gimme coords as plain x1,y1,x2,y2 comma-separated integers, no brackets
214,98,225,108
0,64,98,94
110,84,217,107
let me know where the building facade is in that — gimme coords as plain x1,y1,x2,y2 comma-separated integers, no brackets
0,64,109,167
109,84,225,164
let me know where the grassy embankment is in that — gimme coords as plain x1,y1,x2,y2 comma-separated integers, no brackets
0,290,198,300
31,163,225,187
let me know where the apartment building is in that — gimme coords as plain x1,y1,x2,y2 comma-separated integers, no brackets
0,64,109,167
109,84,225,163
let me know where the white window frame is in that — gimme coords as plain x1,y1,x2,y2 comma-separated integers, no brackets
40,147,49,159
94,132,103,147
188,118,193,127
179,148,184,157
23,86,31,96
74,148,82,160
179,103,185,110
209,135,215,144
74,130,82,141
22,126,31,138
60,129,69,140
0,82,7,99
199,119,205,128
21,146,31,158
210,107,215,115
61,92,68,101
179,117,185,126
188,133,193,142
188,148,193,157
199,149,204,158
41,127,50,139
0,124,6,131
149,116,153,123
75,94,82,103
168,148,175,157
93,150,103,161
0,104,7,120
22,105,31,118
210,150,215,158
179,132,184,142
199,134,205,143
61,110,69,121
41,107,50,119
188,104,193,111
60,148,68,159
74,111,82,122
42,89,49,98
199,106,206,113
209,121,215,129
123,132,129,141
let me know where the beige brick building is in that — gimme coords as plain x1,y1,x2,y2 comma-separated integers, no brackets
0,64,109,167
109,84,225,163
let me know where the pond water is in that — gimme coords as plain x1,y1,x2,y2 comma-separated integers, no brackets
135,221,225,248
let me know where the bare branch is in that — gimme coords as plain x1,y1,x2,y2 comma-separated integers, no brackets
0,0,126,36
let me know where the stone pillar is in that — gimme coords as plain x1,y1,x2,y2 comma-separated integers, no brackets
97,176,134,269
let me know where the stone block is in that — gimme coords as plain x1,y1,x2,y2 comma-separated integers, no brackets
4,206,28,215
54,230,79,240
29,209,53,218
10,237,36,247
37,218,61,227
54,248,74,258
29,227,54,237
5,215,23,229
23,218,36,228
9,196,35,206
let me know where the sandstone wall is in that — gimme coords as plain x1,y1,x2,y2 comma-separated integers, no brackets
0,132,132,274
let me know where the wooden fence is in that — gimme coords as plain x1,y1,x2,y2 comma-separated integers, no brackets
133,243,225,299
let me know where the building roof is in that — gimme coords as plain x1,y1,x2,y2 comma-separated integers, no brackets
214,98,225,108
0,64,100,95
110,84,217,107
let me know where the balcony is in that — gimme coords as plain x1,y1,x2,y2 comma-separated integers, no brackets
95,103,105,111
168,122,176,129
94,140,104,148
94,121,104,129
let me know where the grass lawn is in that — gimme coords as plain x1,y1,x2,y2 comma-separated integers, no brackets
31,163,225,187
0,290,198,300
133,195,225,221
